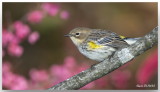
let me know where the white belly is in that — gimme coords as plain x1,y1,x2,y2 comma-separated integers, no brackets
78,46,116,62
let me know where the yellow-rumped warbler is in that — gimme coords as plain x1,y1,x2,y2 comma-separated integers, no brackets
65,27,140,62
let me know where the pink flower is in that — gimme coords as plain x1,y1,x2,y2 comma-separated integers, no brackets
2,30,14,47
136,50,158,84
29,69,49,82
14,21,30,39
3,56,109,90
8,43,23,57
50,65,71,84
2,61,11,73
27,10,44,23
28,31,40,44
3,62,28,90
95,77,108,88
42,3,60,16
60,11,69,20
110,70,131,89
49,56,108,89
49,57,89,85
63,56,77,69
50,65,63,77
3,72,17,88
10,76,29,90
11,36,21,45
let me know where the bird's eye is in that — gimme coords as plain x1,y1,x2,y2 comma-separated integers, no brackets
75,33,80,36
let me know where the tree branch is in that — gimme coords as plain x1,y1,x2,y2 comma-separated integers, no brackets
48,26,158,90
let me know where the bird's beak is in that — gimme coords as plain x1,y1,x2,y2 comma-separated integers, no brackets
64,34,72,37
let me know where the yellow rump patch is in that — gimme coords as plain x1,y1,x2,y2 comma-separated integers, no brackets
88,41,103,49
119,35,126,39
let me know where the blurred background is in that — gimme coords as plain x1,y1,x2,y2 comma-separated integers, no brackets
2,2,158,90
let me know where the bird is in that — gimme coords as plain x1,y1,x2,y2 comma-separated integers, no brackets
65,27,140,62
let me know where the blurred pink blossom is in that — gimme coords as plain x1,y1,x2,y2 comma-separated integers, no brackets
28,31,40,44
3,72,17,88
3,62,29,90
11,36,21,45
50,56,108,89
27,10,44,23
3,56,109,90
42,3,60,16
10,75,29,90
3,3,71,90
50,65,72,85
110,70,131,89
60,11,69,20
63,56,77,69
50,65,65,78
95,76,108,88
8,43,23,57
29,69,49,82
136,50,158,84
3,73,29,90
2,61,11,73
2,30,14,47
14,21,30,39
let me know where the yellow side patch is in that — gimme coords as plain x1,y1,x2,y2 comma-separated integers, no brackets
119,35,126,39
88,41,103,49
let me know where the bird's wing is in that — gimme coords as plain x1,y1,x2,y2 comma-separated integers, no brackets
88,30,129,49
